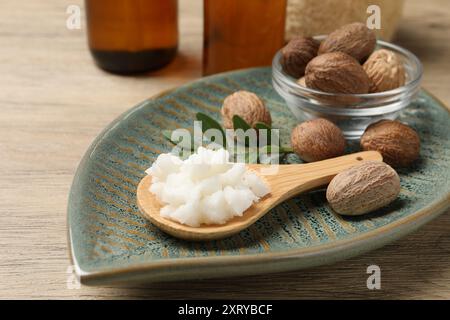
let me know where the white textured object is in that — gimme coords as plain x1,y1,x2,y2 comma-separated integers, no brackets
146,147,270,227
285,0,404,41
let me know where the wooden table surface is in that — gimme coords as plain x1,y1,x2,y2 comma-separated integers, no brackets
1,0,449,299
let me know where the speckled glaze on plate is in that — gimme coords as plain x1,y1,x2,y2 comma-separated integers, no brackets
68,67,450,285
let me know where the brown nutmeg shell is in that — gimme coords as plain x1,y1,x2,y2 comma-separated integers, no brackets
280,37,319,78
221,91,272,129
305,52,370,94
363,49,406,93
291,118,346,162
326,161,400,216
319,22,376,63
360,120,420,167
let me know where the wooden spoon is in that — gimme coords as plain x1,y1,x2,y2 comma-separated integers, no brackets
137,151,382,241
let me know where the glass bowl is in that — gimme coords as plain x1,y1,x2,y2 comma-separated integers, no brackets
272,37,423,140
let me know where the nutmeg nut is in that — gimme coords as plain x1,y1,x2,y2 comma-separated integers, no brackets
363,49,406,93
221,91,272,129
326,161,400,216
319,22,376,63
280,37,319,78
305,52,370,94
291,118,346,162
360,120,420,167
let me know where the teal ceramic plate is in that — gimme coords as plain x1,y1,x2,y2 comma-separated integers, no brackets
68,68,450,285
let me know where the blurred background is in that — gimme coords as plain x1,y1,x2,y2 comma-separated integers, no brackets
0,0,449,299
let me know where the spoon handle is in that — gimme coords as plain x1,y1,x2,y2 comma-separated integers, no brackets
254,151,383,204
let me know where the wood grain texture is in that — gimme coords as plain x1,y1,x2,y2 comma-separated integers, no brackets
0,0,449,299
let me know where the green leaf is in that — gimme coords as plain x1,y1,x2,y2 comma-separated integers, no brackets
254,122,273,147
196,112,227,148
259,145,294,157
164,113,293,164
232,115,254,147
259,145,279,154
232,115,251,131
279,146,293,153
161,129,194,151
254,122,272,130
196,112,225,136
162,130,176,144
233,146,258,164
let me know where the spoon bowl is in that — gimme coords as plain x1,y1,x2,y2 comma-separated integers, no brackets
137,151,382,241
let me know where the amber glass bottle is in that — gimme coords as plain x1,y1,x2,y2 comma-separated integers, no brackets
203,0,287,76
85,0,178,74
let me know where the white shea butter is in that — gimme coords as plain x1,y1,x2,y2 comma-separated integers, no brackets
145,147,270,227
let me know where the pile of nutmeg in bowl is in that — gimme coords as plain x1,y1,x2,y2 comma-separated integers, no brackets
273,22,422,140
275,22,422,216
280,22,405,94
